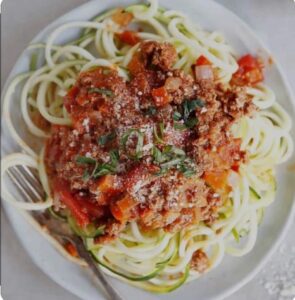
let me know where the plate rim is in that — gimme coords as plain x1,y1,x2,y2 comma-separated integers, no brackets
1,0,295,300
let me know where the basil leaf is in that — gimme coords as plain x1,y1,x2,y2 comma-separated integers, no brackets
82,170,91,181
121,129,144,160
144,106,157,116
153,123,165,144
173,122,187,130
76,156,96,164
161,158,183,169
152,146,168,163
88,88,113,97
182,98,205,120
109,149,119,165
98,132,116,145
173,111,182,121
184,116,198,129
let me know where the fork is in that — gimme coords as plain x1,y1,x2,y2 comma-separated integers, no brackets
7,165,124,300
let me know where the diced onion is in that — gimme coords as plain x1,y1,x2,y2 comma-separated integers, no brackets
165,77,182,91
194,65,214,80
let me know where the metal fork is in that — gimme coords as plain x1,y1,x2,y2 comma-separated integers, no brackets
6,166,124,300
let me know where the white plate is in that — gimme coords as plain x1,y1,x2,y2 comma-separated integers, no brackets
2,0,295,299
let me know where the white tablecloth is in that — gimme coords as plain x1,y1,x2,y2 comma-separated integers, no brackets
1,0,295,299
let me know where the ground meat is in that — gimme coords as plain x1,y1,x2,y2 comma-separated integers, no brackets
140,41,177,71
45,41,256,242
190,249,209,273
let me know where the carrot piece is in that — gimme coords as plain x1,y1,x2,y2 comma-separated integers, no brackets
203,170,229,191
112,9,133,27
152,86,170,107
97,175,115,193
111,194,137,221
65,242,78,257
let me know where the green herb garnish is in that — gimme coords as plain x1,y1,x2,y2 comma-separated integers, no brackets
173,111,182,121
88,88,113,97
183,99,204,120
121,129,144,160
76,156,96,164
185,116,198,129
153,123,165,144
144,106,157,116
98,132,116,145
173,122,187,130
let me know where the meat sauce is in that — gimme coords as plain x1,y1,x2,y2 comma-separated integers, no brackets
45,41,257,246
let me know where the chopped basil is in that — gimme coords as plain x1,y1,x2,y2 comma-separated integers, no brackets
153,123,165,144
152,145,194,176
185,116,198,129
88,88,113,97
144,106,157,116
109,149,119,165
183,99,205,120
152,146,167,163
177,159,196,177
161,158,183,168
82,170,91,181
92,150,119,178
173,122,187,130
76,156,96,164
121,129,144,160
173,98,204,130
98,131,116,145
93,163,115,178
173,111,182,121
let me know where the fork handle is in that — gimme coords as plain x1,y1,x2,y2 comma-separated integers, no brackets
73,237,124,300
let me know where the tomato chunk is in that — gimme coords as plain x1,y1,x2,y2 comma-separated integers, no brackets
54,180,90,227
152,86,170,107
232,54,264,86
118,31,140,46
196,55,211,66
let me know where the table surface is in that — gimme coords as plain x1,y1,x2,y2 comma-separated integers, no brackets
1,0,295,299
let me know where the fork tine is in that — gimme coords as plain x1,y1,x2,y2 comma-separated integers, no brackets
11,166,44,201
7,169,34,203
20,165,45,197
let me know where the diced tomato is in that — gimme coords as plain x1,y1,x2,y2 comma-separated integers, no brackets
118,31,140,46
203,170,230,191
110,194,137,221
152,86,170,107
54,180,90,227
128,52,146,75
196,55,211,66
232,54,264,86
231,164,240,172
112,9,133,27
64,86,79,112
64,242,78,257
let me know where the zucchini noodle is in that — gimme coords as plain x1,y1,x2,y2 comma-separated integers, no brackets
1,0,293,293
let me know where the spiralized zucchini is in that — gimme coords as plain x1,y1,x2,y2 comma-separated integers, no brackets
1,0,293,293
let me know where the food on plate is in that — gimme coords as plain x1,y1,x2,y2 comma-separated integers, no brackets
1,0,293,293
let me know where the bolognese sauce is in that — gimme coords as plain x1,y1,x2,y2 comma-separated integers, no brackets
45,41,257,244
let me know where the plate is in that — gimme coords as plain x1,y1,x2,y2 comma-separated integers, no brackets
2,0,295,299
